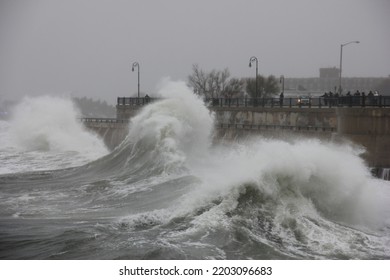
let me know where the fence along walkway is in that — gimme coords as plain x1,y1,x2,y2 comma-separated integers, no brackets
80,118,129,123
117,96,390,108
217,123,336,132
205,96,390,108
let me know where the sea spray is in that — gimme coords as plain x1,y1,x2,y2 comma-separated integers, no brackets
8,95,108,154
1,81,389,259
165,137,390,258
109,80,390,258
107,80,390,258
179,138,387,226
118,78,214,174
116,80,388,231
0,95,108,173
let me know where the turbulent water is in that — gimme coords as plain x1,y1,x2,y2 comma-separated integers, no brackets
1,81,390,260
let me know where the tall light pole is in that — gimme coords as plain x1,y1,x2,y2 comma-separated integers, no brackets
132,61,140,98
249,56,258,98
280,75,285,94
339,41,359,94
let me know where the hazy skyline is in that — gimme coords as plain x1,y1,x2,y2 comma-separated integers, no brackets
1,0,389,104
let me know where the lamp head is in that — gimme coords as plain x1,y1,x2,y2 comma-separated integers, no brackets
132,62,139,71
249,61,252,67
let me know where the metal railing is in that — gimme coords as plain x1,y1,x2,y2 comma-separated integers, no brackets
116,96,390,108
218,123,336,132
204,96,390,108
80,118,129,123
117,97,161,106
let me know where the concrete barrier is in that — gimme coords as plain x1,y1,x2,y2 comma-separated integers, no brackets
83,104,390,169
336,108,390,168
80,119,129,150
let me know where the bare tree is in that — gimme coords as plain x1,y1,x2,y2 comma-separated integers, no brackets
188,64,207,95
188,64,244,98
223,78,245,98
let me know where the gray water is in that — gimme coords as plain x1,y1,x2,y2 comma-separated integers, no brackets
1,81,390,259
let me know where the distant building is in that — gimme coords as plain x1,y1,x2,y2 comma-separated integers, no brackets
284,68,388,95
319,67,339,78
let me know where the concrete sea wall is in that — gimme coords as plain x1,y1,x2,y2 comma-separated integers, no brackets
83,106,390,169
212,107,390,168
336,108,390,168
81,119,129,150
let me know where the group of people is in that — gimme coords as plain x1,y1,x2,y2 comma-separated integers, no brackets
277,90,382,107
321,90,381,106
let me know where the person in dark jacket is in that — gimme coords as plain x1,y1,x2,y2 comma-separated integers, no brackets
279,92,284,107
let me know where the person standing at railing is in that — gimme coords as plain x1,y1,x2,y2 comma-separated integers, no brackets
343,91,350,107
145,94,150,104
367,91,374,106
279,92,284,107
375,91,380,106
333,92,339,107
328,91,334,107
321,92,329,106
353,90,361,106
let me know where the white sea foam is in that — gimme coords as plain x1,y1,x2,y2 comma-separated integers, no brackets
180,138,388,228
1,81,389,259
122,79,389,232
109,80,390,259
0,96,108,173
9,95,107,153
123,78,214,173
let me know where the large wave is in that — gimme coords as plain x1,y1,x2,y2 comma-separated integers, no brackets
94,79,215,178
110,79,390,259
114,79,387,229
0,95,108,173
8,95,108,154
1,80,389,259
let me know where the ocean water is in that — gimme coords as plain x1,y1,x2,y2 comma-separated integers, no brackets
1,81,390,260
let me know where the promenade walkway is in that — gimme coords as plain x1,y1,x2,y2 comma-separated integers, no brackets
116,96,390,108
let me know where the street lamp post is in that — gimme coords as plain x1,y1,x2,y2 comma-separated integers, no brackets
279,75,285,107
132,62,140,98
280,75,285,94
249,56,259,98
339,41,359,94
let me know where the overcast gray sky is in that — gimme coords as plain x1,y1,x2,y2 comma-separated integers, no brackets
1,0,389,104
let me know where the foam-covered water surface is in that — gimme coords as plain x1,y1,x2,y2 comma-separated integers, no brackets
0,96,108,174
1,81,389,259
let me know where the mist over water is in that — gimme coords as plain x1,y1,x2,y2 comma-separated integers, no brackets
125,79,214,173
0,80,389,259
0,95,108,173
